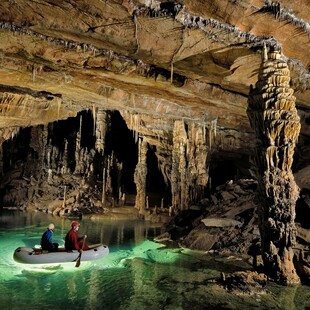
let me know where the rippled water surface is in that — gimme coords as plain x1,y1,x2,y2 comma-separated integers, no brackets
0,210,309,310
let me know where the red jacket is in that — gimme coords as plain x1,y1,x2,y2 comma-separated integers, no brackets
65,229,81,251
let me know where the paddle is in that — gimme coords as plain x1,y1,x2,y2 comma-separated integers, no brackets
75,235,86,268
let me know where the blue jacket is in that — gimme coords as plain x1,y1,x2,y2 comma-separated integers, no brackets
41,229,56,251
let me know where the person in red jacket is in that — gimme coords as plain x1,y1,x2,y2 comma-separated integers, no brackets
65,221,89,252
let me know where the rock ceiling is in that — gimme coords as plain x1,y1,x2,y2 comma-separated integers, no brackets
0,0,309,187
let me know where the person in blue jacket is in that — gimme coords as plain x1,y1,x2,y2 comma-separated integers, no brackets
41,223,59,252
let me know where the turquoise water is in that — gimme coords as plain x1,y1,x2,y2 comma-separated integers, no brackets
0,210,309,310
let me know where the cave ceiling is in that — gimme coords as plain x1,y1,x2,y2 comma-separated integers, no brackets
0,0,309,187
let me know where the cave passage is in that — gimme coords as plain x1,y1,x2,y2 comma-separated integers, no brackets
146,145,171,208
105,111,137,196
105,111,168,208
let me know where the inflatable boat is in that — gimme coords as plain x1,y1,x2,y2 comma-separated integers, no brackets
13,244,109,264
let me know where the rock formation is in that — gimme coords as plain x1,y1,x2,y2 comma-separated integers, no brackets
0,0,309,284
247,47,301,284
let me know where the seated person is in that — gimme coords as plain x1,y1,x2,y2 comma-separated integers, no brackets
65,221,89,252
41,223,59,252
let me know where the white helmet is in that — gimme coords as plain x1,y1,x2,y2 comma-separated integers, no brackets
48,223,55,230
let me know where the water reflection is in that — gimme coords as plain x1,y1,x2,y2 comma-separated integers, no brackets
0,210,309,310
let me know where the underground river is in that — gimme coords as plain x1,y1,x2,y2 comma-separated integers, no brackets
0,210,309,310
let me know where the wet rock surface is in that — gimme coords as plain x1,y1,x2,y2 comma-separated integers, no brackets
219,271,268,295
156,178,310,284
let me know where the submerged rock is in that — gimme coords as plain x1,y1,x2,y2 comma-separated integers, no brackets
219,271,268,295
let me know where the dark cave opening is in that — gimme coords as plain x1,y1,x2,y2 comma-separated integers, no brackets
146,146,170,208
296,189,310,229
104,111,169,207
105,111,138,195
48,116,78,173
209,153,252,193
49,110,96,148
3,127,32,174
80,110,96,149
1,110,168,208
209,157,238,191
48,111,96,173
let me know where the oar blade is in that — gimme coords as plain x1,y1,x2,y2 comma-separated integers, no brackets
75,236,86,268
75,257,81,268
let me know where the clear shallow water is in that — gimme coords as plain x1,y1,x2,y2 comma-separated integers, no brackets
0,210,309,310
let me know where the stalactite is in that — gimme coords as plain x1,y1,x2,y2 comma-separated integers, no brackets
171,119,213,211
57,98,61,119
0,5,309,91
247,46,301,285
61,139,69,174
132,114,140,144
95,109,109,154
92,105,96,136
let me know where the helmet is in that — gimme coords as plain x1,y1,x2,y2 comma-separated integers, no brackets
48,223,55,230
71,221,80,228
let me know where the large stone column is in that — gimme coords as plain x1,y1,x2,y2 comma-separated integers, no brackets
247,47,301,284
171,119,212,212
171,120,187,211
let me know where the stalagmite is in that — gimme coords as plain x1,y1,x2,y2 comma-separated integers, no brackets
134,137,148,211
106,153,113,197
171,120,184,211
47,168,52,184
74,115,82,173
102,167,106,205
62,185,66,208
171,119,213,211
42,126,48,169
62,139,69,174
247,46,301,285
